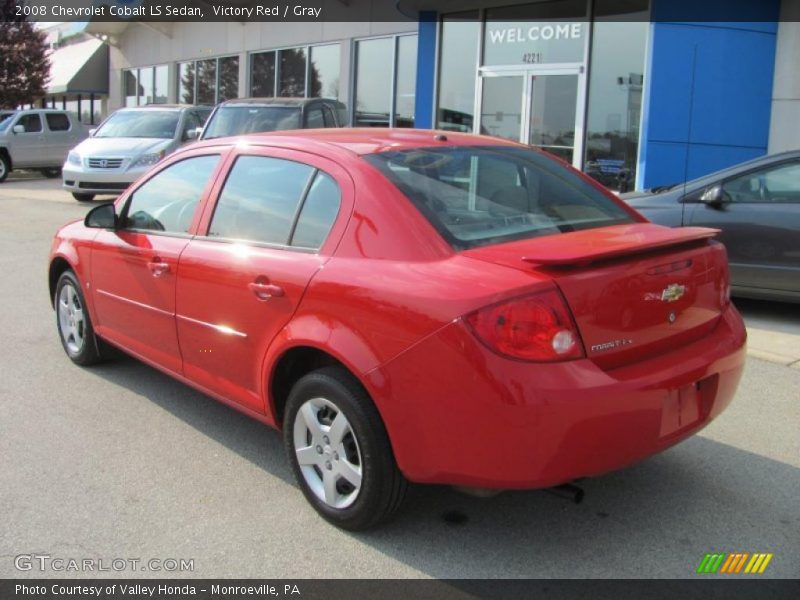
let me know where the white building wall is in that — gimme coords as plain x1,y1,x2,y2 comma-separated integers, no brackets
107,0,416,113
768,0,800,153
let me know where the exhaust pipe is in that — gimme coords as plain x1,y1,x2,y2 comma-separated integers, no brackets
544,483,584,504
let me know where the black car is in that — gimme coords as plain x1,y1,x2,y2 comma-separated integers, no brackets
199,97,347,140
623,150,800,303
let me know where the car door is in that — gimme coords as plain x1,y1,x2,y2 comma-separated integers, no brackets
10,113,45,167
90,152,224,372
684,158,800,294
43,112,75,165
175,148,350,414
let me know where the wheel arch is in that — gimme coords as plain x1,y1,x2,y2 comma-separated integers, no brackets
0,147,11,169
263,318,385,431
48,255,74,307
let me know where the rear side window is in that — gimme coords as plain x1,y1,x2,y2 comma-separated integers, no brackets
17,114,42,133
208,156,340,249
364,146,634,250
46,113,70,131
124,155,220,233
291,172,341,248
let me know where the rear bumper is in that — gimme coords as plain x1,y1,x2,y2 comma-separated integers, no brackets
367,305,746,489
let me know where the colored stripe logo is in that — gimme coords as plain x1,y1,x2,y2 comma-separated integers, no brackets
697,553,773,574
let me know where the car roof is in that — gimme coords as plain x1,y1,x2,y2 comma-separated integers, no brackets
219,97,342,108
191,128,523,157
118,104,210,112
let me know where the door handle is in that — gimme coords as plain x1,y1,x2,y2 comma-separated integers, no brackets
248,279,284,300
147,259,170,277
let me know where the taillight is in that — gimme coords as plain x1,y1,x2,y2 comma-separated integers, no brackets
465,289,585,362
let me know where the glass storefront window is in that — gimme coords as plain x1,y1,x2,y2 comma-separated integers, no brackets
480,76,523,141
251,51,276,97
154,65,168,104
584,1,649,191
394,35,417,127
178,62,195,104
124,70,139,107
354,37,393,126
309,44,340,99
483,0,587,66
437,13,479,132
279,48,307,96
139,66,154,105
219,56,240,102
196,59,217,105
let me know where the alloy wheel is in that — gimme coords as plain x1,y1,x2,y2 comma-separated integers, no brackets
293,397,363,509
58,282,86,355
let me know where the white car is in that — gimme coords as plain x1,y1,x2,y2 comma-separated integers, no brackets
63,105,211,202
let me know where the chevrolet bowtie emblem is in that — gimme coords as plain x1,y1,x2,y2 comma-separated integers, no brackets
661,283,686,303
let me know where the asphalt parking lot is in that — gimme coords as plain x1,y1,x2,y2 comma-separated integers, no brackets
0,175,798,579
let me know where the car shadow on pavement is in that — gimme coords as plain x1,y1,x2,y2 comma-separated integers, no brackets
88,353,799,578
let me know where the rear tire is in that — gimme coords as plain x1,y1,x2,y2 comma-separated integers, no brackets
72,192,94,202
42,167,61,178
284,366,407,530
55,270,103,366
0,154,9,183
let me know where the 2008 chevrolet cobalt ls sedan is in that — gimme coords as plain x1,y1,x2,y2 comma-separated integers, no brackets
49,129,746,530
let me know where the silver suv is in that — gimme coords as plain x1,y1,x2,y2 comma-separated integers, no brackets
63,105,211,201
0,109,88,183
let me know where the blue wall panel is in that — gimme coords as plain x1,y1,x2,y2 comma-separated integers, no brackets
414,11,437,129
638,0,779,189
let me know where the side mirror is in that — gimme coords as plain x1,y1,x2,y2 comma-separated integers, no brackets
12,125,24,134
84,202,117,229
88,128,97,137
699,185,729,208
184,127,201,141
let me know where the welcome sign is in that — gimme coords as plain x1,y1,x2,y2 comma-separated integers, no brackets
484,21,586,66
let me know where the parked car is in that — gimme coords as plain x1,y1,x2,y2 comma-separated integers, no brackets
49,129,746,530
198,98,347,140
0,109,88,183
623,150,800,303
63,104,212,202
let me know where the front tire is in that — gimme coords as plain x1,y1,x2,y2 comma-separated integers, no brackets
55,270,102,366
284,367,407,530
72,193,94,202
0,154,9,183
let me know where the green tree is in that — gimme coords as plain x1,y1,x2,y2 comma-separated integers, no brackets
0,0,49,109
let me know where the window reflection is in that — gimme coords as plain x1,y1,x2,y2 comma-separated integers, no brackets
437,13,479,132
354,37,393,127
279,48,307,97
395,35,417,127
309,44,340,99
251,51,276,97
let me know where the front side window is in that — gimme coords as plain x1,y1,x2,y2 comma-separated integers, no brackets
722,161,800,204
124,155,220,233
46,113,70,131
96,110,179,139
17,114,42,133
305,107,325,128
365,145,633,250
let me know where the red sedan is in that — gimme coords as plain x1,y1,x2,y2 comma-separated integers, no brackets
49,130,746,530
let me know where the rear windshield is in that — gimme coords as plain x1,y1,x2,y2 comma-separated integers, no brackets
201,106,302,139
95,110,179,139
364,146,634,250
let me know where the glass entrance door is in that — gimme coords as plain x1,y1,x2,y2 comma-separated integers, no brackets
478,68,584,168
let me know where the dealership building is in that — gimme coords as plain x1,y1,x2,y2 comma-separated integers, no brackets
76,0,800,191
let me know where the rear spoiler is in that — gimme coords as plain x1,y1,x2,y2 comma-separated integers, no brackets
522,224,720,268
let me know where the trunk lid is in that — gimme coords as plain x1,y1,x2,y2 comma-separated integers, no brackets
463,224,730,369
